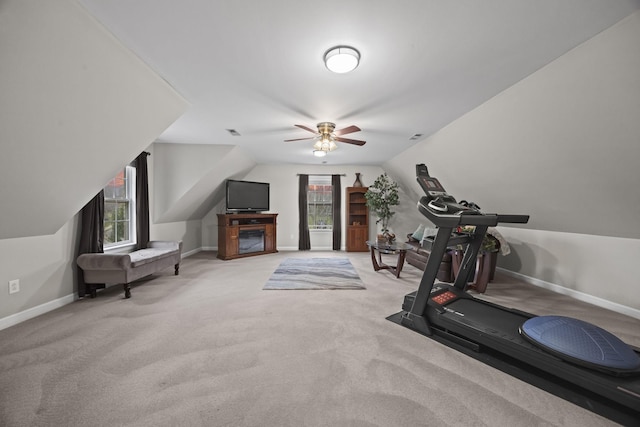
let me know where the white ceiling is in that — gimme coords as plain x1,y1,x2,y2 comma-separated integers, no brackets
79,0,640,165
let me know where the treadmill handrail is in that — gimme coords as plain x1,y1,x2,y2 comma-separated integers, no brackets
417,197,529,227
497,214,530,224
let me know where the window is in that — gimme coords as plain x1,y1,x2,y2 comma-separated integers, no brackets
104,165,136,249
308,176,333,230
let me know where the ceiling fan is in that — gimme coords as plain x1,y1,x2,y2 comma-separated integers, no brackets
284,122,366,156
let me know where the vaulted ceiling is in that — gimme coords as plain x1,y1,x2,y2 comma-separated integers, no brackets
2,1,639,240
79,0,640,165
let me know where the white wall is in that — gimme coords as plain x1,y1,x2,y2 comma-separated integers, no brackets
147,144,205,255
388,10,640,240
0,0,187,240
0,216,79,324
202,165,385,250
385,11,640,311
497,227,640,315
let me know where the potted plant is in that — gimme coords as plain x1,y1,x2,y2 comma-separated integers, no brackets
364,173,399,242
455,226,501,254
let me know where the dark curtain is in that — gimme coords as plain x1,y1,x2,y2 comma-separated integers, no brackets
77,191,105,297
298,174,311,250
332,174,341,250
135,151,150,249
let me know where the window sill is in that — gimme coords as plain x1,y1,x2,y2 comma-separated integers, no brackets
104,242,136,253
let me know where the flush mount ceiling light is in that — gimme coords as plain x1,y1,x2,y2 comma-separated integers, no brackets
324,46,360,74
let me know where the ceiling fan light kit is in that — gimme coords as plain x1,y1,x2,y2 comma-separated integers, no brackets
285,121,365,157
313,137,338,156
324,46,360,74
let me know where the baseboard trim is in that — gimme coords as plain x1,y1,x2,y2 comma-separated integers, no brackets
276,247,346,251
0,293,76,331
200,246,346,253
181,247,201,258
497,268,640,321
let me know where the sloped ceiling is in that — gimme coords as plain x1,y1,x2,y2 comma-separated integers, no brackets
79,0,640,165
0,0,188,239
2,1,639,240
153,143,255,223
385,11,640,239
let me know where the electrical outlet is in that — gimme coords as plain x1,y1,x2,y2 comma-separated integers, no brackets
9,279,20,294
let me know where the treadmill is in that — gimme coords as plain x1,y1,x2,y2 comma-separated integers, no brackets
388,164,640,425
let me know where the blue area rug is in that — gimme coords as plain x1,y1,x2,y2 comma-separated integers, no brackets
263,258,366,290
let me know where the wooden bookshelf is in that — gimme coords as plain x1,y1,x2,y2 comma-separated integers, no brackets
345,187,369,252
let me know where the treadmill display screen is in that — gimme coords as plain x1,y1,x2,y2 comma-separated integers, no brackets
421,177,444,191
418,176,447,197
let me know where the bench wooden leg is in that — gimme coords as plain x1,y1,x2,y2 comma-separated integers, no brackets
174,263,180,275
123,283,131,299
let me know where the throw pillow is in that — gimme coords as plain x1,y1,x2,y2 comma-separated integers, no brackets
411,224,425,241
421,228,438,246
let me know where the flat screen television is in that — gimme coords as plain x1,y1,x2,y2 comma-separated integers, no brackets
226,179,270,213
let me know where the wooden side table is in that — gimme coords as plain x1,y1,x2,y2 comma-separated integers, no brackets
366,241,414,278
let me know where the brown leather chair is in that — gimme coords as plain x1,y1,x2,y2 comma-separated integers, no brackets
405,234,453,282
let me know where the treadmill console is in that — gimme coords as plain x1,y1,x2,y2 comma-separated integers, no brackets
431,290,458,306
416,163,449,199
416,164,479,216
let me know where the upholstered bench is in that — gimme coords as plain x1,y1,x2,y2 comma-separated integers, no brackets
77,240,182,298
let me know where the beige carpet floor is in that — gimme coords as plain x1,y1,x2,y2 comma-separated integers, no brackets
0,251,638,426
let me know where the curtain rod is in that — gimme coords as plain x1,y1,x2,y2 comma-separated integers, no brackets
296,173,346,176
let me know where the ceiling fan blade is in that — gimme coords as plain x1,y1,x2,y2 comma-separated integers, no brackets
294,124,319,134
284,137,315,142
335,136,366,146
334,125,361,136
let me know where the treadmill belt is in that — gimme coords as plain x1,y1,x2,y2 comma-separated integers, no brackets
442,298,530,339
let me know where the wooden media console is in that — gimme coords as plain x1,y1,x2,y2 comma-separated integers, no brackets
217,213,278,260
